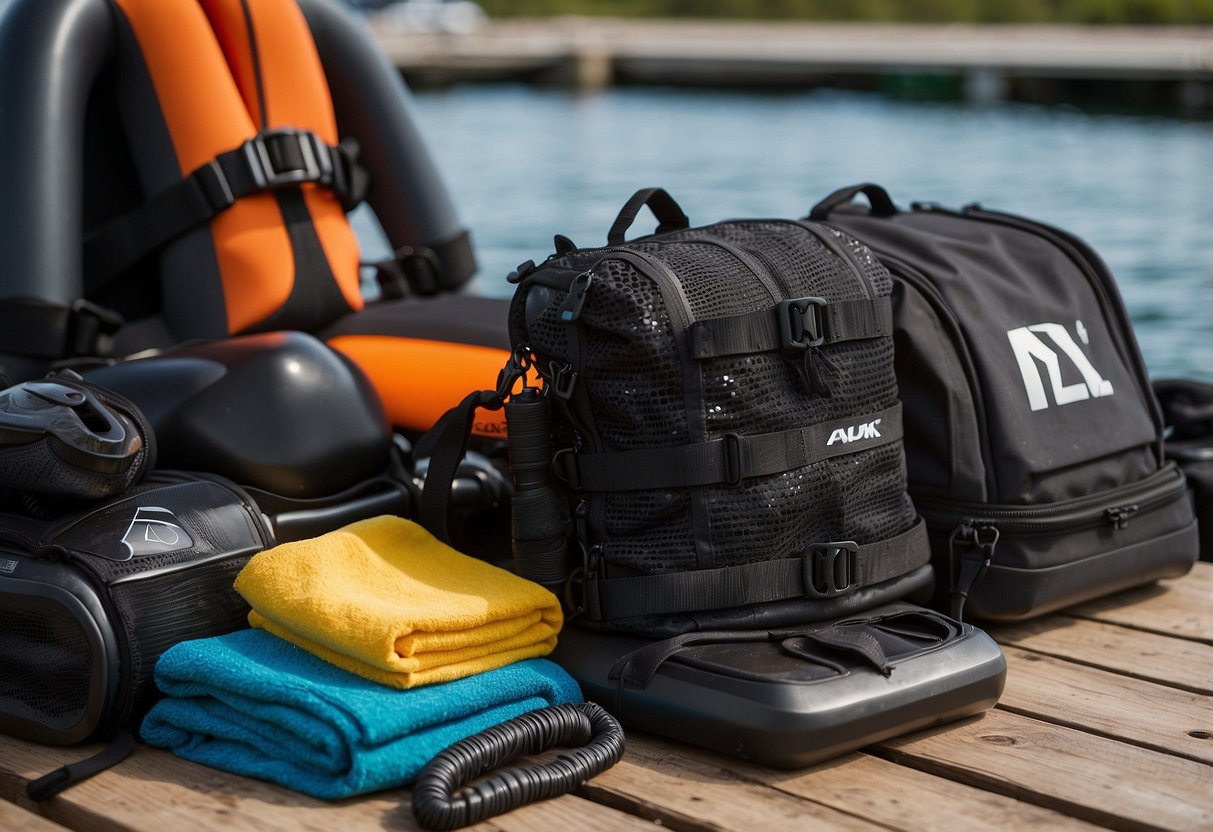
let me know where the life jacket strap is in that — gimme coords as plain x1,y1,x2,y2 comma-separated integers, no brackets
83,129,368,289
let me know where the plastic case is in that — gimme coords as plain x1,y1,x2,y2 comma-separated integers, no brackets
552,602,1006,768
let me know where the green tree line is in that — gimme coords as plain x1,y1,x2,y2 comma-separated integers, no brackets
475,0,1213,25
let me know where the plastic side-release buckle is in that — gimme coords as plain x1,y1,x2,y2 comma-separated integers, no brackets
778,296,827,350
803,541,859,598
243,129,333,189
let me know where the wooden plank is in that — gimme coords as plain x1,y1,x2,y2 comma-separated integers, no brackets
990,614,1213,694
0,735,651,832
618,733,1104,831
997,646,1213,764
579,733,885,832
1067,562,1212,645
874,709,1213,832
0,799,71,832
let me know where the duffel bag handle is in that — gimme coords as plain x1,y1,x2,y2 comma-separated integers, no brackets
607,187,690,245
808,183,898,221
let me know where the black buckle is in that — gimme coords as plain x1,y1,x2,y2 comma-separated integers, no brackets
778,297,827,350
67,299,124,357
242,129,333,189
803,541,859,598
721,433,744,487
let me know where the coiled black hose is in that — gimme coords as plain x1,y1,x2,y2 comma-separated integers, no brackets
410,702,625,831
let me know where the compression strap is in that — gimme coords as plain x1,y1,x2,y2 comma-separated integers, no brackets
556,403,902,492
584,518,930,621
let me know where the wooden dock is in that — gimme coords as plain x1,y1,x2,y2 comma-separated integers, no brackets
2,561,1210,831
369,18,1213,109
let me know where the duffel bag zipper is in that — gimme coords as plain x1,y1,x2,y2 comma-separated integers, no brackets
914,461,1189,536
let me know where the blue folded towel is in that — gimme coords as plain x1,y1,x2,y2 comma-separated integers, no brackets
140,629,583,799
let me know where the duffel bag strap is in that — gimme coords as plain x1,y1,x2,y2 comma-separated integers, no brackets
584,518,930,621
556,403,902,492
807,182,898,221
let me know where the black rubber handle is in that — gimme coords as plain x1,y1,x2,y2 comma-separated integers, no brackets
808,183,898,221
411,702,625,831
607,187,690,245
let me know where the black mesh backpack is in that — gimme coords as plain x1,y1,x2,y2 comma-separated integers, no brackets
420,188,932,635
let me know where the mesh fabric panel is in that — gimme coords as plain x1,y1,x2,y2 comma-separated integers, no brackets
109,555,251,724
0,599,91,726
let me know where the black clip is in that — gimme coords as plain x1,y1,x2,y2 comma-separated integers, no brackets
778,297,827,350
242,128,332,190
803,541,859,598
721,433,744,487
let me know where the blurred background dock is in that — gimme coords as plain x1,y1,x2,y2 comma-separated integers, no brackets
368,18,1213,112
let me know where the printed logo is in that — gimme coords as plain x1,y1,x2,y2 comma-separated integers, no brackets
827,418,882,446
1007,322,1113,412
120,507,194,560
0,558,16,574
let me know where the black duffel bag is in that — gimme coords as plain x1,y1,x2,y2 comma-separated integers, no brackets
420,188,932,635
810,183,1198,621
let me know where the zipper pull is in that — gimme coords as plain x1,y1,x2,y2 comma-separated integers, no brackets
947,521,999,622
1106,503,1140,531
557,271,594,323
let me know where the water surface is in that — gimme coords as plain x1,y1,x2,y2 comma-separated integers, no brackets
378,86,1213,381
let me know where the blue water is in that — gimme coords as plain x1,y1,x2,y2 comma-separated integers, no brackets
375,86,1213,382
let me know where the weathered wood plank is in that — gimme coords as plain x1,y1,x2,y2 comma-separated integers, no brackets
989,614,1213,694
997,646,1213,764
874,709,1213,832
0,799,71,832
579,733,885,832
619,733,1104,831
0,736,651,832
1066,562,1212,645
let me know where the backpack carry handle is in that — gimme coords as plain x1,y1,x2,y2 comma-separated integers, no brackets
607,187,690,245
808,183,898,221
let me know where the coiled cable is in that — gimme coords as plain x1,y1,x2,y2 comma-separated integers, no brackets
410,702,625,831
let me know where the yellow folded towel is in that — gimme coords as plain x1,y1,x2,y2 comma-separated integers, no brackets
233,515,563,689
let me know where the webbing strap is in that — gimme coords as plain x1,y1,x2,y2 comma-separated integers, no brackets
584,518,930,620
557,403,902,492
26,730,136,801
690,296,892,359
84,130,367,287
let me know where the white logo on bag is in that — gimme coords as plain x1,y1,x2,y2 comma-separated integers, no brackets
827,419,882,446
1007,323,1114,412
